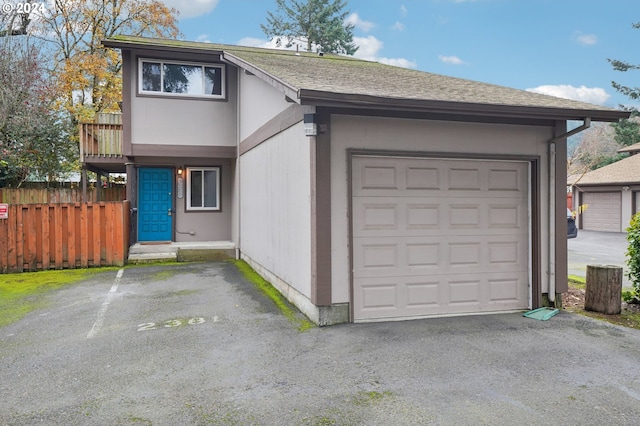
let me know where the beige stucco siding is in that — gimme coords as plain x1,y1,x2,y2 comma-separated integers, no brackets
174,159,234,242
330,115,554,304
239,71,291,141
130,68,238,146
240,122,312,298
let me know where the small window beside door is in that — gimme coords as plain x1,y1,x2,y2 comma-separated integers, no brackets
186,167,220,211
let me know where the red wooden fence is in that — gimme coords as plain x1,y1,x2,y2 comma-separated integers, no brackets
0,201,130,273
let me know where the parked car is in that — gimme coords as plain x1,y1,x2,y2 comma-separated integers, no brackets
567,208,578,239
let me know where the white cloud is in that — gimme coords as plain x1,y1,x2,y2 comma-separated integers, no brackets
196,34,211,43
392,21,405,31
346,13,375,32
353,35,384,59
400,5,408,16
526,85,611,105
236,35,417,69
439,55,465,65
237,37,284,49
379,57,418,68
574,32,598,45
161,0,220,19
353,35,417,69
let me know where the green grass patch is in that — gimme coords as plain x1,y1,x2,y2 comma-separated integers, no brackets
231,260,315,332
576,309,640,330
0,268,115,328
567,274,640,330
568,275,586,289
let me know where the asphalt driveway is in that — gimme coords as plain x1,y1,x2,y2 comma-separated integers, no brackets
568,229,631,287
2,262,640,425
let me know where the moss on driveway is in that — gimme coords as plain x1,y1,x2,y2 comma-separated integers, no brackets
0,268,116,328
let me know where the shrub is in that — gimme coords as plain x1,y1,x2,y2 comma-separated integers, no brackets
627,212,640,296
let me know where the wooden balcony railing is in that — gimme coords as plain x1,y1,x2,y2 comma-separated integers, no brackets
79,114,123,160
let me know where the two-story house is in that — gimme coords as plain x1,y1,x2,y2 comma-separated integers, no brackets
96,36,627,325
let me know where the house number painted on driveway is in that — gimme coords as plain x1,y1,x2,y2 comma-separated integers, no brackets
137,316,217,332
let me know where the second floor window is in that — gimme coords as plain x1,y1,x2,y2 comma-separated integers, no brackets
139,59,225,99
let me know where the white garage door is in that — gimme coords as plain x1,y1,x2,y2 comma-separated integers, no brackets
581,192,621,232
352,156,530,321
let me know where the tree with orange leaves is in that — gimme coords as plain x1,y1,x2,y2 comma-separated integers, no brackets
32,0,181,121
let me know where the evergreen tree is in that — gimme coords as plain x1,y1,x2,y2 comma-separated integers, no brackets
262,0,358,55
609,22,640,101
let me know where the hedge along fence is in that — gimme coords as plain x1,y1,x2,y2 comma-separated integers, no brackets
0,187,126,204
0,201,130,273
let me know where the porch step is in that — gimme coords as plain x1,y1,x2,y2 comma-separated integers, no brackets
127,242,235,264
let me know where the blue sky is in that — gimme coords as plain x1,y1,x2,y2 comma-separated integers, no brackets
163,0,639,109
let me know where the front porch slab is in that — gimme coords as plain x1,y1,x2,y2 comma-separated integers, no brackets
128,241,236,264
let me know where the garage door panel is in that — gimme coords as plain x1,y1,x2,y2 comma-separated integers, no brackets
354,236,527,278
352,156,529,321
353,198,527,237
354,273,528,320
360,164,399,190
354,157,527,198
406,166,440,189
448,280,480,305
488,278,521,302
406,281,440,308
355,276,443,318
581,192,621,232
448,167,482,190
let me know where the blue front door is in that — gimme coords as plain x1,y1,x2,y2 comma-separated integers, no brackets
138,168,173,241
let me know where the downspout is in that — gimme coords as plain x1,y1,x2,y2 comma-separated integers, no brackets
547,117,591,306
236,68,242,259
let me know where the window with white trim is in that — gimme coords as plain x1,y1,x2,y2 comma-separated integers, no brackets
186,167,220,211
139,59,225,99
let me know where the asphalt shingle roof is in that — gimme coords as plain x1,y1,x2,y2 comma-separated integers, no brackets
618,141,640,154
576,154,640,185
104,36,628,122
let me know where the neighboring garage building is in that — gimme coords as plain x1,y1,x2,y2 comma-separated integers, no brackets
572,143,640,233
104,36,628,324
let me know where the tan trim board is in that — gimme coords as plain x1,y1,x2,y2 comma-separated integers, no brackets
131,144,236,158
347,148,540,163
310,111,332,306
123,50,133,157
239,104,307,156
530,157,541,309
328,107,556,128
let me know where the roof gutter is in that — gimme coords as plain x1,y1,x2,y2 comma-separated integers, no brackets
547,117,591,308
297,90,626,123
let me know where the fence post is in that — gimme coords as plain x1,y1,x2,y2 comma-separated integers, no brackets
0,207,7,273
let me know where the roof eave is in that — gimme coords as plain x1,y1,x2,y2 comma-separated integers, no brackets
576,180,639,187
102,38,224,56
297,89,630,122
